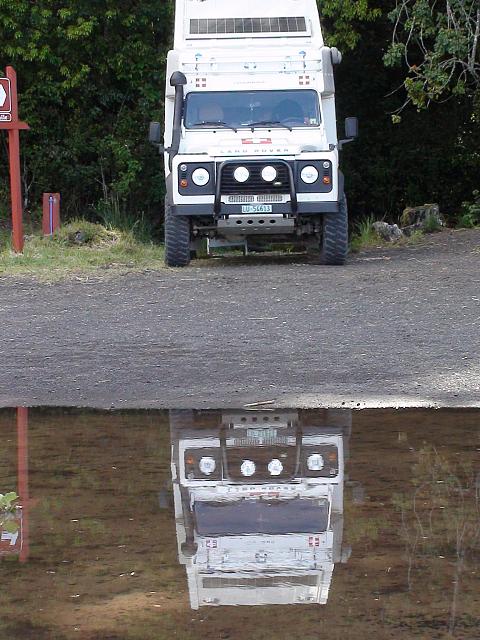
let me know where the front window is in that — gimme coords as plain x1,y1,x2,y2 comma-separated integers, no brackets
194,498,329,536
184,90,321,130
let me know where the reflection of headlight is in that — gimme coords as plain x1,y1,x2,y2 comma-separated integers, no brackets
192,168,210,186
261,166,277,182
301,166,319,184
241,460,256,476
199,456,216,475
307,454,325,471
268,459,284,476
234,167,250,183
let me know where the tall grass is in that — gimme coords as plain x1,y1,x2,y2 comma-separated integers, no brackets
95,193,155,243
350,215,379,252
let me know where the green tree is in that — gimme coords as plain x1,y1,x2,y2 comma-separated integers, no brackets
0,0,173,226
384,0,480,109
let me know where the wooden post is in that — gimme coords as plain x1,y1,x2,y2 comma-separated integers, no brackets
42,193,61,235
0,67,29,253
17,407,30,564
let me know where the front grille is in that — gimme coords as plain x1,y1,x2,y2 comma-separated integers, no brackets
227,194,286,204
258,194,285,203
221,163,291,195
227,195,255,204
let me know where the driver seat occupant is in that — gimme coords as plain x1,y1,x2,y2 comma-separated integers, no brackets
272,99,304,124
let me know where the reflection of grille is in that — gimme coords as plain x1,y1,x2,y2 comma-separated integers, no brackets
231,436,292,447
226,445,296,481
203,576,318,588
221,163,291,195
190,17,307,36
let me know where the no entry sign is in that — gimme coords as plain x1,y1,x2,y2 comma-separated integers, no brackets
0,510,23,557
0,77,12,122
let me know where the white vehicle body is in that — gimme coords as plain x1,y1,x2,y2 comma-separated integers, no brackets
170,410,351,608
153,0,357,266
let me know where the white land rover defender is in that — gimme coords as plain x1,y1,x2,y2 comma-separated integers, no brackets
169,409,352,609
149,0,358,267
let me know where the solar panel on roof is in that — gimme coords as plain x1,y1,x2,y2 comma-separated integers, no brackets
190,17,307,35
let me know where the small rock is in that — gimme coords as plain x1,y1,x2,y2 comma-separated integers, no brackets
372,222,404,243
400,203,445,233
74,231,87,245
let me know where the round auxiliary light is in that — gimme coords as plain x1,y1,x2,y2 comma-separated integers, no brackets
241,460,256,477
261,166,277,182
192,168,210,186
268,459,284,476
234,166,250,183
301,166,319,184
307,454,325,472
323,161,331,169
199,457,216,476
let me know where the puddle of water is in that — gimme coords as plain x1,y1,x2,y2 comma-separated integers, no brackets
0,407,479,640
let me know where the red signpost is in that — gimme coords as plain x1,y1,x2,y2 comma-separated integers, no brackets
0,67,29,253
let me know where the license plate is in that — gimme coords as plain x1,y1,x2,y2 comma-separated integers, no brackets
241,205,273,214
247,428,278,440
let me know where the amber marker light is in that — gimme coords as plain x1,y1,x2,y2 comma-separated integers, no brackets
180,179,188,188
323,176,331,185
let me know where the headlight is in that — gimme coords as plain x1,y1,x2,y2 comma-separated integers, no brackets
261,166,277,182
307,454,325,471
268,459,284,476
192,168,210,186
234,166,250,183
301,166,319,184
241,460,256,477
184,449,221,480
199,456,216,476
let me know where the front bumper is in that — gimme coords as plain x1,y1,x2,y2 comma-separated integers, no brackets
171,201,340,217
170,157,343,218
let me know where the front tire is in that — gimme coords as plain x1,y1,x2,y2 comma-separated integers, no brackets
321,194,349,265
164,202,191,267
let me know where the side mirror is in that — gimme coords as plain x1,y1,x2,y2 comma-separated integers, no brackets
331,47,343,66
345,117,359,140
149,122,162,145
339,117,359,150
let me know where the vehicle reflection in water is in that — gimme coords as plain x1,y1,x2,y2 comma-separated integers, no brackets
170,409,353,609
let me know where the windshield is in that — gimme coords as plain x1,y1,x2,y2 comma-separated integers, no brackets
184,90,321,130
195,498,329,536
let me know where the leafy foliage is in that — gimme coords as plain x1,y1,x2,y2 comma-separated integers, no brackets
0,492,19,512
457,190,480,227
0,0,173,223
384,0,480,109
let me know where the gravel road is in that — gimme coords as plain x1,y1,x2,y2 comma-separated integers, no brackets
1,229,479,409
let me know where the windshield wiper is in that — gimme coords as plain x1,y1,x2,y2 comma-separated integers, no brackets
191,120,238,133
247,120,293,132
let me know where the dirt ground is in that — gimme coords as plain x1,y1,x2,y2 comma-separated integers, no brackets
0,228,479,409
